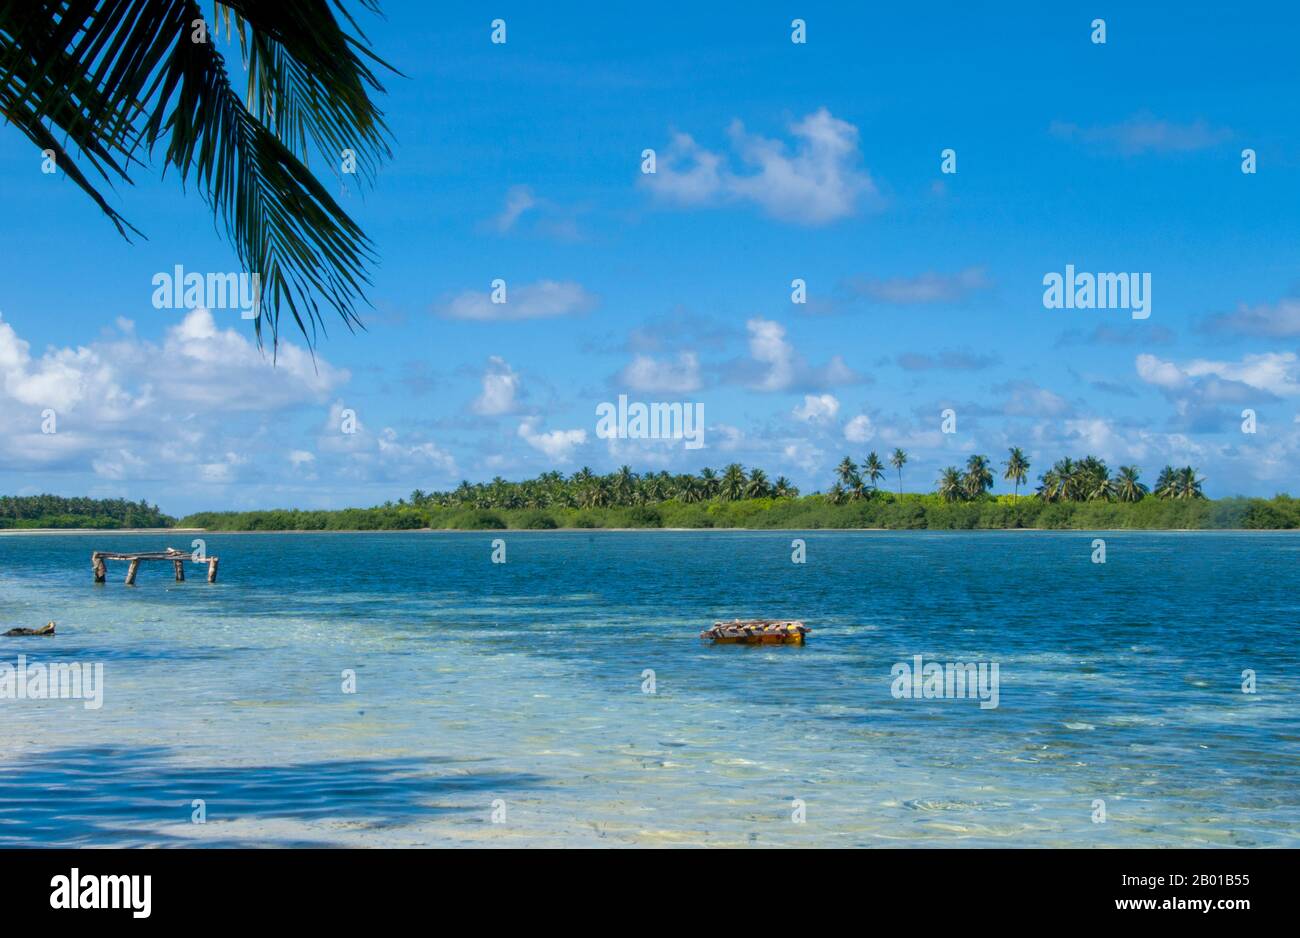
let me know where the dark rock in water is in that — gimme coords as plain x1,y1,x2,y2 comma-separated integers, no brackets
4,621,55,637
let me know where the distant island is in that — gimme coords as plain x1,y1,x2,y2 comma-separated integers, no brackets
0,495,175,530
10,451,1297,532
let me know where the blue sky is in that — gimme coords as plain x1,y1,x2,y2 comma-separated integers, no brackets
2,1,1299,513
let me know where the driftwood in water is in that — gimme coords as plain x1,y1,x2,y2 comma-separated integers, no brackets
91,548,219,585
4,621,55,637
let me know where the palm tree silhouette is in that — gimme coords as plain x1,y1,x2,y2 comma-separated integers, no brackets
0,1,396,347
962,454,993,498
861,451,886,491
937,467,965,502
889,448,908,495
1003,448,1029,503
1115,465,1148,502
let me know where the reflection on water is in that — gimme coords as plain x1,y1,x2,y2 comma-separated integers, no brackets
0,531,1296,847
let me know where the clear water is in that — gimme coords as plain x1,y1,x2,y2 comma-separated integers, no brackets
1,530,1296,847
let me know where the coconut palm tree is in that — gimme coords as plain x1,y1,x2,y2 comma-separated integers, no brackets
745,468,770,499
1175,466,1205,499
861,451,886,491
1075,456,1112,501
826,482,848,505
1114,465,1148,502
772,476,798,499
612,466,636,503
1154,465,1177,499
962,455,994,498
720,463,747,501
937,466,965,502
835,456,860,490
699,468,719,499
1003,448,1029,503
0,1,397,347
889,448,908,495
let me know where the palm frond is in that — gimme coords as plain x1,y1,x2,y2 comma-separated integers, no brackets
0,0,397,348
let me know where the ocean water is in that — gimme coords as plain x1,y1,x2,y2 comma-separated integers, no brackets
0,530,1296,848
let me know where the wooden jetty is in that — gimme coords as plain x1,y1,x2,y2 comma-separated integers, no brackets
92,548,219,585
700,619,810,645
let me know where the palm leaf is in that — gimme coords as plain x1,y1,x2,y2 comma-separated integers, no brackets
0,0,397,348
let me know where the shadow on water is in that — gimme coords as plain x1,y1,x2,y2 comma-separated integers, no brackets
0,745,546,847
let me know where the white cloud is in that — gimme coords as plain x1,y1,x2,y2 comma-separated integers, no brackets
438,280,596,321
643,108,874,225
793,393,840,422
0,308,346,479
1138,352,1300,398
471,356,522,415
617,351,702,394
518,418,586,461
782,442,824,473
742,317,862,392
844,414,874,443
747,318,796,390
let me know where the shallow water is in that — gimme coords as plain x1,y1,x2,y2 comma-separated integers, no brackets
0,530,1296,847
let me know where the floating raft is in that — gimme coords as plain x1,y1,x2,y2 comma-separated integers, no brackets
701,619,810,645
92,548,219,584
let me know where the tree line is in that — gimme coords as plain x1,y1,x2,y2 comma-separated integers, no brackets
0,495,175,528
401,448,1205,514
829,448,1204,504
407,465,799,511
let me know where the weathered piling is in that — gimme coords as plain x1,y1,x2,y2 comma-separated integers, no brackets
90,548,218,586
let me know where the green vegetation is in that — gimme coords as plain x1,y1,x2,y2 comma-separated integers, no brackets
0,495,174,529
174,455,1300,531
177,492,1300,532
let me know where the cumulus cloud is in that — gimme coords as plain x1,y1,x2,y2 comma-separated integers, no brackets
793,393,840,422
437,280,596,321
641,108,875,225
518,418,586,461
0,308,346,479
471,356,522,415
843,414,874,443
616,351,702,393
740,317,862,392
1137,352,1300,400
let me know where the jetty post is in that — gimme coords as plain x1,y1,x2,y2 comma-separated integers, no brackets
89,548,219,586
